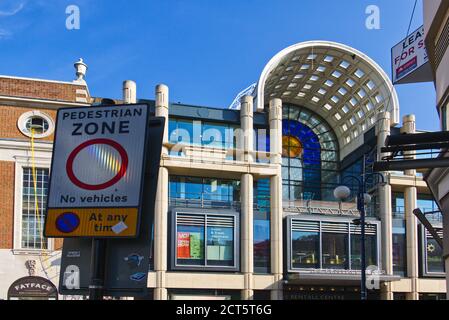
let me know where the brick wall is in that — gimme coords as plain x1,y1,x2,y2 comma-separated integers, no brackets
0,161,14,249
0,77,89,103
0,105,57,141
0,76,84,250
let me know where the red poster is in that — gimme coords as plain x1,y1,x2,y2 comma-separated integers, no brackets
177,232,191,259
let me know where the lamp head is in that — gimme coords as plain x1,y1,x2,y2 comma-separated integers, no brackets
334,186,351,201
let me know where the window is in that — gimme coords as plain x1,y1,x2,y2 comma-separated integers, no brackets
254,213,270,273
421,226,445,276
18,111,54,139
292,230,320,269
169,176,240,209
322,223,348,269
418,194,441,223
282,104,339,202
392,192,405,219
254,179,270,274
172,210,239,271
207,219,234,267
287,218,380,272
392,219,407,277
350,224,378,270
442,104,448,131
254,127,270,163
21,168,49,249
168,118,237,157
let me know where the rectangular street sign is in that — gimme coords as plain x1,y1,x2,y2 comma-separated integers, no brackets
391,25,433,85
45,103,149,238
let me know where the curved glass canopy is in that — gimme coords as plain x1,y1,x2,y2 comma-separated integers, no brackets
256,41,399,159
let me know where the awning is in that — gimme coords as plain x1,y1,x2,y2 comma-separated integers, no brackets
287,271,401,286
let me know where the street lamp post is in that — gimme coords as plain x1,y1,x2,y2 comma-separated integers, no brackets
334,173,383,301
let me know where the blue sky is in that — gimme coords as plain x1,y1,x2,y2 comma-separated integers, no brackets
0,0,439,130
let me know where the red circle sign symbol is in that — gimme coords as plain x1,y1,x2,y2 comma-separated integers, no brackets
66,138,129,191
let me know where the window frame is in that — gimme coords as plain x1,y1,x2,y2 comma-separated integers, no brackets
286,215,381,273
170,208,240,272
420,224,445,277
14,157,54,253
17,111,55,139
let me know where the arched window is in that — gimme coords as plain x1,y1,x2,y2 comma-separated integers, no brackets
282,104,339,202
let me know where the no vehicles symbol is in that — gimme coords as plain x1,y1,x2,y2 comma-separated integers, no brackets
66,138,128,191
56,212,80,233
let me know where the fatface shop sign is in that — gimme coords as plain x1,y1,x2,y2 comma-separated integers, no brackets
45,104,149,238
391,25,433,85
7,277,58,300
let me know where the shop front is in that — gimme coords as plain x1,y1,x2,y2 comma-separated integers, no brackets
7,276,58,300
284,284,379,300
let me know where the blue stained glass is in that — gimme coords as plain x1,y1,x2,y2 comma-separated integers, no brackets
282,119,322,199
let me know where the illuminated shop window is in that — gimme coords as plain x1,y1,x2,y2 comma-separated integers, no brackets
287,217,379,272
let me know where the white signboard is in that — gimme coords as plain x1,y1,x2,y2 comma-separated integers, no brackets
392,25,433,84
45,104,149,238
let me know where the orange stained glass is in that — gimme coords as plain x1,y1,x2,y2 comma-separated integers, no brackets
282,135,303,158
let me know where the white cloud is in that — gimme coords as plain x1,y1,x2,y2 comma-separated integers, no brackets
0,2,25,17
0,29,11,38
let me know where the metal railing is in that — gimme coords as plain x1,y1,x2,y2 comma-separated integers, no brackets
169,197,241,210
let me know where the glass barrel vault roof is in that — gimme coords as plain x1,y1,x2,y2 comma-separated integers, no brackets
251,41,400,160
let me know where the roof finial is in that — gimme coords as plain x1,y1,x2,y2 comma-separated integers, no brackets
74,58,88,83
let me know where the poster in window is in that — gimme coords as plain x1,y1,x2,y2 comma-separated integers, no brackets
189,233,203,259
177,232,191,259
207,227,233,261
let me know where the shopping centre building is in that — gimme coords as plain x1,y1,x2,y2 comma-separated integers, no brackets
0,40,446,300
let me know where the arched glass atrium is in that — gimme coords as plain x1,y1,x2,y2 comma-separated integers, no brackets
255,41,400,159
253,41,400,203
282,104,339,202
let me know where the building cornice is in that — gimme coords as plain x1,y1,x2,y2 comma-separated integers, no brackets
0,138,53,152
0,95,90,109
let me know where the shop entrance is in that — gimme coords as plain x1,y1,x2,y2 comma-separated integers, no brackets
284,285,380,300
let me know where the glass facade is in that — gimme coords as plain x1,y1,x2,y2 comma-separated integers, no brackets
169,118,236,149
169,176,272,272
392,192,407,277
392,219,407,277
288,218,379,271
254,179,271,273
417,194,442,223
281,104,339,202
169,176,240,208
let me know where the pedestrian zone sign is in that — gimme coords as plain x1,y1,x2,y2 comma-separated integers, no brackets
45,104,149,238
